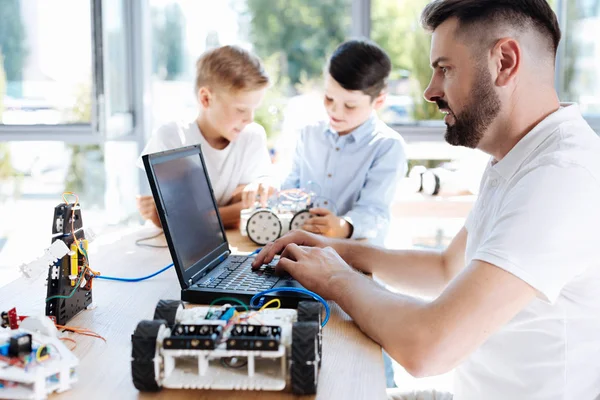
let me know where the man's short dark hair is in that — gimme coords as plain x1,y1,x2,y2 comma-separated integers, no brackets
328,39,392,99
421,0,561,58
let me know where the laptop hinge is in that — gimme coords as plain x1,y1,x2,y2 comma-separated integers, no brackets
188,250,230,287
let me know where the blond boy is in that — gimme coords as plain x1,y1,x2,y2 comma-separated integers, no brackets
137,45,273,228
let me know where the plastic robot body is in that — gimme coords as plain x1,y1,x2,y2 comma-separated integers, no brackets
131,300,323,395
241,189,336,245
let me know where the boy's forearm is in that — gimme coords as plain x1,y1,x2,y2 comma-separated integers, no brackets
219,202,244,229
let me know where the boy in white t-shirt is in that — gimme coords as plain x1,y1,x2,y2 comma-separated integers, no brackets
137,45,273,229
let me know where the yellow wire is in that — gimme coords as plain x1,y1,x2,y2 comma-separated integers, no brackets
36,345,46,361
61,192,101,277
259,298,281,311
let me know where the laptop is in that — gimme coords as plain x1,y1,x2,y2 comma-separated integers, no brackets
142,144,308,308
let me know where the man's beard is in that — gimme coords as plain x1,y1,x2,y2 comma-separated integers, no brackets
438,66,501,148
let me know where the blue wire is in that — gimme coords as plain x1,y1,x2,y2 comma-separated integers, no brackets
91,249,260,283
93,263,173,282
250,288,330,327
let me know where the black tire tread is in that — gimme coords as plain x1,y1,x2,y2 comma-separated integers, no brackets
297,301,323,366
131,319,165,391
132,360,161,392
153,299,183,326
291,321,319,395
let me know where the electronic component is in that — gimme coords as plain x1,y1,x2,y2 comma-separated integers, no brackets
8,333,32,358
131,300,322,395
45,202,93,325
163,324,223,350
0,316,78,399
226,324,281,351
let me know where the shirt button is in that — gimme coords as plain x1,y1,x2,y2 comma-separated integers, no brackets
335,147,340,151
327,173,332,178
490,179,498,187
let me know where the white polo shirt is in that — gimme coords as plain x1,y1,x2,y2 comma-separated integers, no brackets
456,104,600,399
138,120,272,206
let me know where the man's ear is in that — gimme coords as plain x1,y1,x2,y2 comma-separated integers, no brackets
198,87,212,108
493,38,521,87
372,92,387,110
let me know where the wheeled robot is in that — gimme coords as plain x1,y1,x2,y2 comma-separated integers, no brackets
241,188,336,245
0,316,78,400
130,299,323,395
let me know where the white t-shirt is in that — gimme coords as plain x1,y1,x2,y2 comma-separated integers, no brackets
456,104,600,399
138,120,272,206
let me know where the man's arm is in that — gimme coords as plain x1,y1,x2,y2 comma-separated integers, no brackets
327,259,535,377
339,227,468,296
276,244,535,377
254,228,468,297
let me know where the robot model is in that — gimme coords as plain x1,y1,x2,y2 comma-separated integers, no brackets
240,188,337,245
0,316,78,400
131,299,323,395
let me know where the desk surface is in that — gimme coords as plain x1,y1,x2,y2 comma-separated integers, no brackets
0,227,386,400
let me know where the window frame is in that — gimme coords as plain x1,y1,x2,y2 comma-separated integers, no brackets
0,0,138,143
2,0,595,146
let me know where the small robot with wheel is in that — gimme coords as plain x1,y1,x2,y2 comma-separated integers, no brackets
130,299,323,395
241,188,337,245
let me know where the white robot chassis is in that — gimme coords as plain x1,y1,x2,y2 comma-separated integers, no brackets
131,299,323,395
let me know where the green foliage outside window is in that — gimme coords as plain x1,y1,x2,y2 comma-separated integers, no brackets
0,0,27,96
246,0,349,89
371,0,440,121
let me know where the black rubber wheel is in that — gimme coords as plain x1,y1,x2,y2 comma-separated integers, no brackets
290,321,320,395
297,301,323,324
131,319,166,392
297,301,323,366
421,170,441,196
153,299,183,327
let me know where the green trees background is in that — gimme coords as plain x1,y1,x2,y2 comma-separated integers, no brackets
244,0,440,121
0,0,27,97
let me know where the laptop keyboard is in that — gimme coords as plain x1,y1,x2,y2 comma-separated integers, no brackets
196,255,281,292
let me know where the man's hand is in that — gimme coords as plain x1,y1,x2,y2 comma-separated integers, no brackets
275,244,355,299
241,182,275,208
136,195,161,227
251,230,331,268
302,207,352,238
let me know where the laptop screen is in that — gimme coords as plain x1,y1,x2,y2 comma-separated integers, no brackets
150,149,226,272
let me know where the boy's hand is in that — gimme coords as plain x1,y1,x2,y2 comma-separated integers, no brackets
136,195,161,228
241,182,275,208
302,208,352,238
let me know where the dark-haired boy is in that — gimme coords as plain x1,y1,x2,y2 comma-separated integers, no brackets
282,39,407,244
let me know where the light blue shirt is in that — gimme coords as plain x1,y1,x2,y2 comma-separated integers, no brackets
282,115,407,243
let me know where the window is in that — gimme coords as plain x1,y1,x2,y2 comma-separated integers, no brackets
0,0,93,125
148,0,352,135
558,0,600,118
371,0,440,126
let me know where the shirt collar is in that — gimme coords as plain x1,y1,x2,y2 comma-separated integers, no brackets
492,103,582,180
326,113,378,143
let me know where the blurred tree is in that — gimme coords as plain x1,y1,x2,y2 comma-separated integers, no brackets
245,0,349,89
0,50,5,121
253,53,289,139
0,51,14,182
152,4,185,80
372,0,439,121
0,0,27,96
